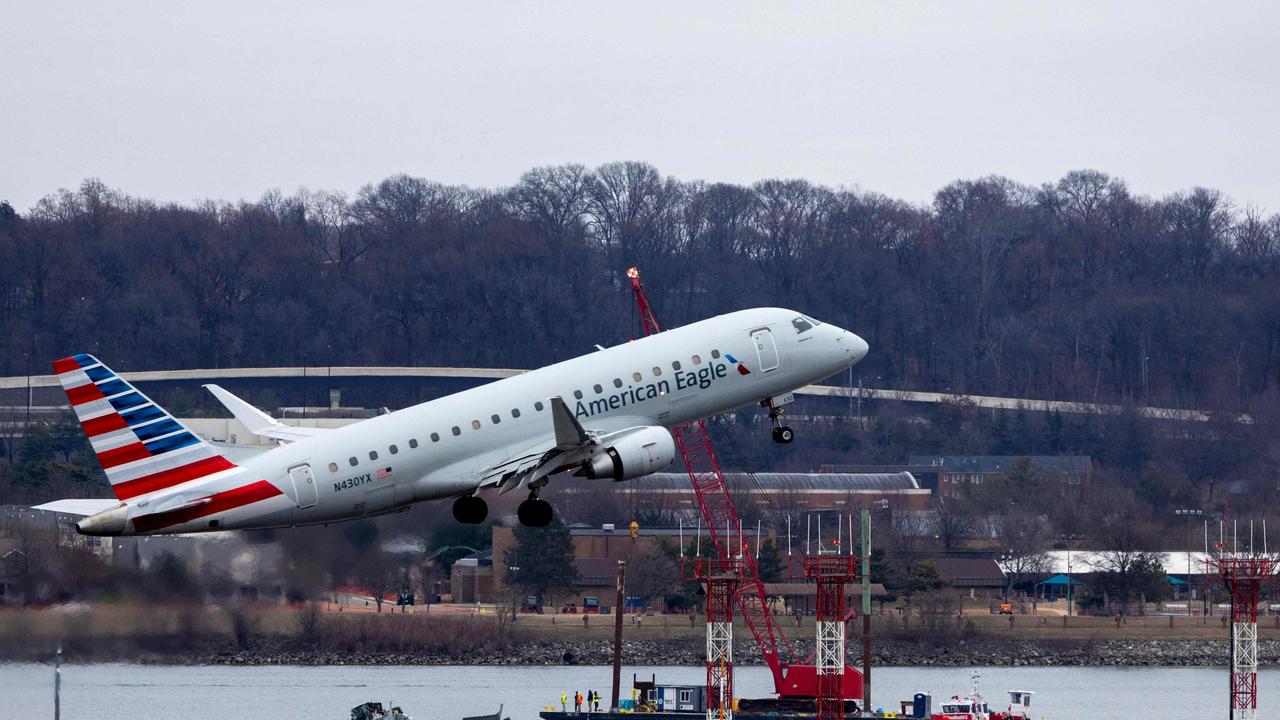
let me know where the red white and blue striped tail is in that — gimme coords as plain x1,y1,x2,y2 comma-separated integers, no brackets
51,354,238,501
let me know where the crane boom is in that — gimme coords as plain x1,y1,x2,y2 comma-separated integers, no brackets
626,268,799,692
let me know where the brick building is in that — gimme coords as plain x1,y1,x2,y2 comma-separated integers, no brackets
601,472,931,519
906,456,1092,498
486,523,773,610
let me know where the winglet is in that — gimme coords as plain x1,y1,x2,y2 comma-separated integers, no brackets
204,384,278,436
204,384,329,443
550,396,589,448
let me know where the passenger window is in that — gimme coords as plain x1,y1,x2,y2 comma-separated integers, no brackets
430,433,439,442
593,384,603,394
711,349,721,359
409,438,419,448
534,401,544,411
672,361,682,371
632,372,643,382
471,420,481,430
511,408,521,418
389,444,398,454
369,451,378,461
349,457,358,467
491,414,500,424
652,366,661,376
613,378,623,388
792,317,814,333
452,426,461,436
692,354,701,365
573,389,583,400
328,462,338,473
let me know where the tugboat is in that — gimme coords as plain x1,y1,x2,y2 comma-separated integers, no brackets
350,704,506,720
931,672,1036,720
350,702,412,720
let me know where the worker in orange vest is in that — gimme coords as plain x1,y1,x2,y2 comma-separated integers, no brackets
575,691,583,712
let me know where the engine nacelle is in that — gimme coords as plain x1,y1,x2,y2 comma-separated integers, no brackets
579,426,676,481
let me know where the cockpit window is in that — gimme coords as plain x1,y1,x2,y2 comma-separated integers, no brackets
792,317,814,333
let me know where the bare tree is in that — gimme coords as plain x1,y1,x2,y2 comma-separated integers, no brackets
933,495,972,551
625,543,681,610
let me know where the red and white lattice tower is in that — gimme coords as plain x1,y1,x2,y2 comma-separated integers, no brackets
1214,553,1279,720
802,556,859,720
683,558,742,720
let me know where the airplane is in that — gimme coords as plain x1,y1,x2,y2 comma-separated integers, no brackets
35,308,868,536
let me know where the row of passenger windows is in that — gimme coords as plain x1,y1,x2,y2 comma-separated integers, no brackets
325,402,549,473
571,350,721,399
325,349,724,474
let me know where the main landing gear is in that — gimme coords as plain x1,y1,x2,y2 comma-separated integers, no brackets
517,490,554,528
763,397,795,444
452,495,488,524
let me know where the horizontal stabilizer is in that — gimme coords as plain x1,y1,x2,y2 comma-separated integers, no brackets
33,499,122,516
204,384,330,443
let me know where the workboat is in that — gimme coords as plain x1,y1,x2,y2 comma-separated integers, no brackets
349,705,505,720
931,672,1035,720
350,703,411,720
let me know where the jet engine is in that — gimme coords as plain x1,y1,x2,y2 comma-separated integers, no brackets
578,426,676,481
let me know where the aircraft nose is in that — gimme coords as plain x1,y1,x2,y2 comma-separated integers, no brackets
848,332,869,362
839,330,869,364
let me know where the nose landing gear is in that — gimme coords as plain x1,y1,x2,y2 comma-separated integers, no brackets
763,397,795,444
452,495,488,524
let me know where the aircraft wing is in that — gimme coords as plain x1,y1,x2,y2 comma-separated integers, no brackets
473,397,658,495
204,384,332,443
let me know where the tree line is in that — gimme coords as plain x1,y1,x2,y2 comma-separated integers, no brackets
2,165,1278,415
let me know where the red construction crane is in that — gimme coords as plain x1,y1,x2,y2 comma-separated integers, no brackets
625,267,862,706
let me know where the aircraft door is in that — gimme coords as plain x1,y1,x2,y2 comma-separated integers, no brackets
751,328,779,372
287,464,318,509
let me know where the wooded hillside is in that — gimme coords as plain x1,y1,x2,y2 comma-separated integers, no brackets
1,164,1277,415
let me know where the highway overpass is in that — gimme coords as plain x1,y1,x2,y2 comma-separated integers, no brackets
0,365,1248,424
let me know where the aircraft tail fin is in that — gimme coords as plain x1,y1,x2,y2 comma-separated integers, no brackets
51,354,239,501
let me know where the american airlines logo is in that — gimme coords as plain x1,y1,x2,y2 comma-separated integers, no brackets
574,361,734,418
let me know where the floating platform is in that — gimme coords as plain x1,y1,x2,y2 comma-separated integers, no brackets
539,710,869,720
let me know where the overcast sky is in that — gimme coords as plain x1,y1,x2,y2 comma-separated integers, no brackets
4,2,1278,212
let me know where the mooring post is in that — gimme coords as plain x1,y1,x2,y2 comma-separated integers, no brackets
54,642,62,720
611,560,626,711
861,507,872,716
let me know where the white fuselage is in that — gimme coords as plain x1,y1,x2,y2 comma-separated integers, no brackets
129,307,867,533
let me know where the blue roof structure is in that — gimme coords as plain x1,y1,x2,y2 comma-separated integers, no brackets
1038,574,1085,586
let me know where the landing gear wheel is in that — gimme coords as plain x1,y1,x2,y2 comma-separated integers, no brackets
763,397,792,443
452,495,488,524
517,498,554,527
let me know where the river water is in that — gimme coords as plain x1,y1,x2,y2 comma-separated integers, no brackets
0,663,1273,720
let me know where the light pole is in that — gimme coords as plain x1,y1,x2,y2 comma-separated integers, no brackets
848,366,854,418
1175,509,1204,616
1066,547,1073,618
508,566,520,619
999,549,1015,601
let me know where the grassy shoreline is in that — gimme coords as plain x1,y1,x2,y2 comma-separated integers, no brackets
0,604,1265,667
